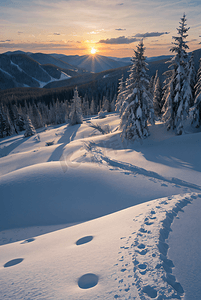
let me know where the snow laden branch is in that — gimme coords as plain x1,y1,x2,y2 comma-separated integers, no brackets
119,40,154,141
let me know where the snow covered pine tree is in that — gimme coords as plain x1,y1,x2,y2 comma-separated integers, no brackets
115,75,125,113
191,58,201,127
69,87,83,125
120,40,154,141
24,115,36,137
162,13,192,135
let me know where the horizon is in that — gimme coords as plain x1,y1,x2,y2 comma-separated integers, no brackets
1,1,201,58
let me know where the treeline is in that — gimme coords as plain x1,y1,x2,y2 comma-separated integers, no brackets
0,89,116,138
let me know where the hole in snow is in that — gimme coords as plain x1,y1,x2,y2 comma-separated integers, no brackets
21,238,35,244
78,273,99,289
4,258,24,268
76,236,93,245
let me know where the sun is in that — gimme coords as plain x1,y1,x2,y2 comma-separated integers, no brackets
91,47,97,54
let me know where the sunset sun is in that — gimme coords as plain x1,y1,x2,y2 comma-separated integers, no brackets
91,47,96,54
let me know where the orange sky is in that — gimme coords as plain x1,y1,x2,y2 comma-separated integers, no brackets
1,0,201,57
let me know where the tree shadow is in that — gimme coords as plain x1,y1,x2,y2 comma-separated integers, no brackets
0,136,31,157
47,124,81,162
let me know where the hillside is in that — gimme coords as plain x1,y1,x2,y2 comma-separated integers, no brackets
0,114,201,299
0,53,71,90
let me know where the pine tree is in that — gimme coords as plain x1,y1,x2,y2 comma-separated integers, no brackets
110,95,116,112
24,115,36,137
188,52,196,107
102,96,110,112
162,13,192,135
120,40,154,141
191,58,201,127
82,95,90,116
0,104,14,138
30,103,43,129
69,87,83,125
90,98,96,115
153,76,162,117
115,75,125,112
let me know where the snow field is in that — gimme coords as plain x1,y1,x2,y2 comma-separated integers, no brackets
0,113,201,299
0,193,199,300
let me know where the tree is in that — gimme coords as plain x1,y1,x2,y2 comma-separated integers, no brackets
69,87,83,125
120,40,154,141
188,52,196,106
162,13,192,134
191,58,201,127
24,115,36,137
102,96,110,112
90,97,96,115
0,104,14,138
153,76,162,117
115,75,125,112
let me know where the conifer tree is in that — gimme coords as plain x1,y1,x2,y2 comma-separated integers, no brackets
90,98,96,115
191,58,201,127
153,76,162,117
115,75,125,112
188,53,196,106
102,96,110,112
24,115,36,137
30,103,43,129
162,13,192,134
120,40,154,141
69,87,83,125
0,104,14,138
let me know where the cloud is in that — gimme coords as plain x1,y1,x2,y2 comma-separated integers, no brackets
98,36,140,44
0,42,86,51
0,40,11,42
117,2,124,5
18,31,23,34
134,32,170,38
53,33,60,35
115,28,126,31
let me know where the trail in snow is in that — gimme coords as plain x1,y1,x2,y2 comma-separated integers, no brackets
113,193,200,299
83,142,201,191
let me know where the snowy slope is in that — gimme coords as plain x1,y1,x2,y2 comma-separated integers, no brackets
0,113,201,299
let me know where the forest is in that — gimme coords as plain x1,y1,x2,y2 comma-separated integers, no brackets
0,14,201,140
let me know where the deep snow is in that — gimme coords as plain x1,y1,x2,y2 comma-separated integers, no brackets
0,113,201,299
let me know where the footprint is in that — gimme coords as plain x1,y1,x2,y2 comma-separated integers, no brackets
76,236,93,245
21,238,35,244
145,221,154,226
139,227,147,233
137,243,145,249
138,263,147,270
136,249,148,255
4,258,24,268
78,273,99,289
121,268,127,272
138,263,147,275
142,285,157,298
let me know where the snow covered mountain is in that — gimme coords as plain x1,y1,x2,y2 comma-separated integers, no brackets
0,113,201,299
0,53,72,90
52,54,131,73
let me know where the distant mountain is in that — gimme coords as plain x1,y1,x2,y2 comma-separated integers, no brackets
51,54,131,73
1,49,201,91
146,55,173,62
28,53,87,74
0,53,71,90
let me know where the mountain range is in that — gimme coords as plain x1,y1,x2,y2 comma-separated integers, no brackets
0,49,201,91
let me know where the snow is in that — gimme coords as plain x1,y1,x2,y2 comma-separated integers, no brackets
0,113,201,299
36,70,71,88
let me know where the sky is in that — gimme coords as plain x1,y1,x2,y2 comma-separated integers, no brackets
0,0,201,57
